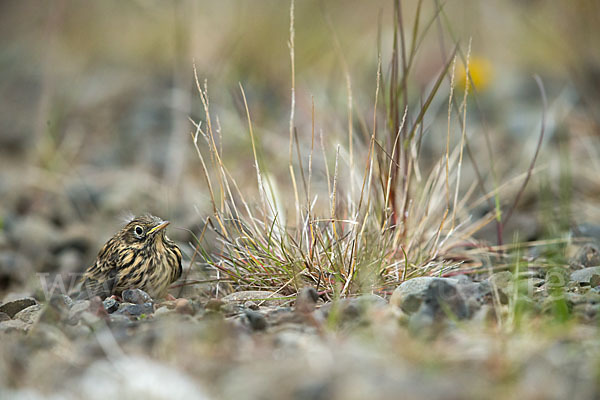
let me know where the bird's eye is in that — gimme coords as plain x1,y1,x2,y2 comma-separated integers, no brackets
134,226,144,237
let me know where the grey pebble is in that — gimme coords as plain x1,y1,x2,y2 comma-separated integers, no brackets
153,306,173,317
102,297,119,313
570,267,600,285
116,302,154,317
244,300,259,310
0,297,37,318
14,304,42,325
243,310,268,331
122,289,152,305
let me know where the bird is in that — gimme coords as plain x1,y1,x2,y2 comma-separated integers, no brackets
76,215,182,300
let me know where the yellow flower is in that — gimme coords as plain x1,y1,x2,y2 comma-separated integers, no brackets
457,56,493,92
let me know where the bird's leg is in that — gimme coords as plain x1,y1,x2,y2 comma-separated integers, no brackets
164,293,177,301
110,294,123,302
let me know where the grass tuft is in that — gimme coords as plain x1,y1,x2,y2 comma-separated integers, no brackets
186,0,547,300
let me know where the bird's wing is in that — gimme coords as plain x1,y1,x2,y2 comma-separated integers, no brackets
76,240,121,300
77,264,118,300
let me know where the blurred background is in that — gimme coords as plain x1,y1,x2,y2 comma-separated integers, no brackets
1,0,600,296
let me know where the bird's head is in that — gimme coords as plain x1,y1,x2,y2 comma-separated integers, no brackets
120,215,172,248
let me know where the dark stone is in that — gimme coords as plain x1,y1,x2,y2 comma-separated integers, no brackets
116,302,154,317
424,279,469,319
401,294,423,314
243,310,267,331
0,297,36,318
103,297,120,313
244,300,259,310
122,289,152,304
0,312,10,322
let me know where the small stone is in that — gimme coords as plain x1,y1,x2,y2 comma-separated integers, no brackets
426,279,469,319
153,306,173,317
205,299,224,312
122,289,152,305
399,294,423,314
590,275,600,288
390,277,437,308
244,300,259,310
14,304,42,325
116,302,154,317
174,298,194,316
0,297,36,318
102,297,120,313
390,277,458,310
243,310,267,331
570,267,600,285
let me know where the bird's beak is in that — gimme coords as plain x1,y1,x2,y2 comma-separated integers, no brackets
148,221,170,235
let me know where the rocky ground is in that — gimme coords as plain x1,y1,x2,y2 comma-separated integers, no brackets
2,222,600,399
2,1,600,398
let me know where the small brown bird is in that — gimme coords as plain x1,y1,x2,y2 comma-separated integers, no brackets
77,215,182,300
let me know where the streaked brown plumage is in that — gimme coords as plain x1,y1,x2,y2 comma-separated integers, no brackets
77,215,182,300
